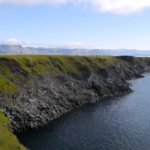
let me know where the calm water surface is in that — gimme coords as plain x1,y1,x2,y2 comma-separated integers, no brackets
18,74,150,150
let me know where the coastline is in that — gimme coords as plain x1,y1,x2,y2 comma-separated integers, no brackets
0,55,149,132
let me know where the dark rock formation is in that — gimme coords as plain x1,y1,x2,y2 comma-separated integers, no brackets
1,56,150,132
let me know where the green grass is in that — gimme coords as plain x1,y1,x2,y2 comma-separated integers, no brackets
0,111,27,150
0,55,149,94
0,77,17,94
0,55,118,93
2,55,117,75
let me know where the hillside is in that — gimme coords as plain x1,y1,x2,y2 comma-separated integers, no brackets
0,55,150,149
0,55,149,129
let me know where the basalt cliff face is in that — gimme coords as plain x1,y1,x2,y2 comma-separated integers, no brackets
0,55,149,132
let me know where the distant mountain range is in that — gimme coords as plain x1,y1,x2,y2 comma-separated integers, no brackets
0,44,150,56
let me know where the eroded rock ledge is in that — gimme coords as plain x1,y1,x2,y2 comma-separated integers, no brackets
0,55,150,132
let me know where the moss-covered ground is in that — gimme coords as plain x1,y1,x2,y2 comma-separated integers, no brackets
0,55,119,94
0,111,27,150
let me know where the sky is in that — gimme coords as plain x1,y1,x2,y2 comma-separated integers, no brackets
0,0,150,50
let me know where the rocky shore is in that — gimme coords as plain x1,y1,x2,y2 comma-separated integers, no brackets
0,55,150,132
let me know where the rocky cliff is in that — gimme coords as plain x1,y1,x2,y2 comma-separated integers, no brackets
0,55,149,132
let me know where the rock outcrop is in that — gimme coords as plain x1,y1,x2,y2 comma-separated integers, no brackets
0,55,149,132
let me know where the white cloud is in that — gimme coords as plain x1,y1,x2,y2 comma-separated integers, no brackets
0,0,150,14
0,39,111,49
1,38,29,46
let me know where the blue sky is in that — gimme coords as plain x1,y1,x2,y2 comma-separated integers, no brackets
0,0,150,50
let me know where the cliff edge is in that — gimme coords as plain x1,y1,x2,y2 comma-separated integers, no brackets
0,55,149,132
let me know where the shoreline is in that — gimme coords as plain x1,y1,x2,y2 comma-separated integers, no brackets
0,55,149,132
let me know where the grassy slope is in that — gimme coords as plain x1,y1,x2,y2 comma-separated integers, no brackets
0,55,118,94
0,55,148,94
0,111,27,150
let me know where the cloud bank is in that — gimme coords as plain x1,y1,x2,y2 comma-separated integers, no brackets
0,38,29,46
0,0,150,14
